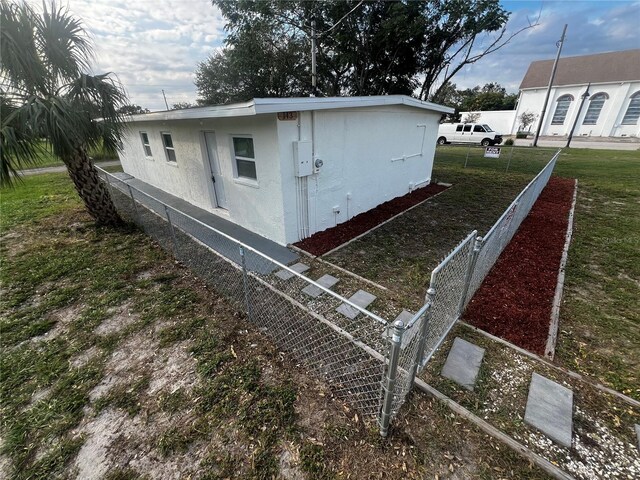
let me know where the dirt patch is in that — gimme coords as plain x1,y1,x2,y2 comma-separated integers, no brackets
28,304,84,344
147,342,198,396
69,346,100,369
464,177,576,354
294,183,448,256
94,302,138,336
72,409,127,479
71,409,210,480
279,443,305,480
89,335,156,402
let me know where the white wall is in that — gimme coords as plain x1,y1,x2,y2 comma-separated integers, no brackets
276,105,441,244
514,82,640,138
458,110,516,135
118,115,289,244
119,105,443,246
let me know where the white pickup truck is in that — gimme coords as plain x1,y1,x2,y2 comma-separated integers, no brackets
437,123,503,146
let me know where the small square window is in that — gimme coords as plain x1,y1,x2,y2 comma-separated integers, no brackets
232,136,256,180
140,132,152,157
463,124,472,132
456,125,463,132
161,133,177,163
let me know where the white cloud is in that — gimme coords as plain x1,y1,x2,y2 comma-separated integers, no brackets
27,0,225,110
24,0,640,108
446,0,640,92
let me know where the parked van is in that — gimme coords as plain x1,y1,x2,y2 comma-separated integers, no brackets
437,123,503,146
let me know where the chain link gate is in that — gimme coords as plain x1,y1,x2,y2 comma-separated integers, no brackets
97,148,559,436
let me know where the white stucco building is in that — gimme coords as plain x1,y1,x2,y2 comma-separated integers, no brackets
513,49,640,138
118,96,452,246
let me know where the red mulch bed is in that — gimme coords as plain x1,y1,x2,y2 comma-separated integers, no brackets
464,177,576,354
294,183,448,256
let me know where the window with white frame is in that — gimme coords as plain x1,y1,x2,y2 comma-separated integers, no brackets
140,132,152,157
161,132,177,162
232,136,256,180
621,92,640,125
551,94,574,125
582,92,608,125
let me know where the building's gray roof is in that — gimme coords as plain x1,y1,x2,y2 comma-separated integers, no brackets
520,49,640,90
124,95,454,123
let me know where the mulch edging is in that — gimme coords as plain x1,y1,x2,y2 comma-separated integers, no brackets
294,183,448,256
464,176,576,355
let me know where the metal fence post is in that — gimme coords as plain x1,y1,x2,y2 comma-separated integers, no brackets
457,235,483,317
506,146,514,172
127,184,141,224
239,246,253,321
104,171,115,199
379,320,405,437
463,144,472,168
164,205,179,253
406,292,434,391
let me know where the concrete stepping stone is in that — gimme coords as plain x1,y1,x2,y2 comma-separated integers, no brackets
524,373,573,448
275,262,309,280
302,274,339,298
336,290,376,319
441,337,485,391
381,311,416,346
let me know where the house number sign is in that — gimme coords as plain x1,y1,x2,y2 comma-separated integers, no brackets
277,111,298,121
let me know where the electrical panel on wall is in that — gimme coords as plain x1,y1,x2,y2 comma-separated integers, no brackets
293,141,313,177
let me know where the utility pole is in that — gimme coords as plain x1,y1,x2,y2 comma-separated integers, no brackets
533,24,567,147
310,20,317,97
162,89,169,110
566,83,590,148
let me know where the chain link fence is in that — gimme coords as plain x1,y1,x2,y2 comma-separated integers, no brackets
96,148,558,436
96,168,399,429
394,149,560,404
462,150,560,309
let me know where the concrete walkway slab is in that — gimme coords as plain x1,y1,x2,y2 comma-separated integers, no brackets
336,290,376,319
302,274,339,297
110,175,298,271
275,262,310,280
524,373,573,448
441,337,485,391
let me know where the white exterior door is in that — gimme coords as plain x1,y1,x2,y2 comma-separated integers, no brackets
203,131,228,209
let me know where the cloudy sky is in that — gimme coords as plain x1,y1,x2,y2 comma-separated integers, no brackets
30,0,640,110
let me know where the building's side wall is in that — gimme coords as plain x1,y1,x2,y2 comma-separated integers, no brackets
118,115,288,244
276,105,442,244
457,110,516,135
514,82,640,137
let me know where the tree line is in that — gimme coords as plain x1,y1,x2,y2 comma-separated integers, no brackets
195,0,536,105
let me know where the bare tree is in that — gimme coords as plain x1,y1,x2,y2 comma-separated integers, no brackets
423,8,541,102
463,112,481,124
519,110,538,132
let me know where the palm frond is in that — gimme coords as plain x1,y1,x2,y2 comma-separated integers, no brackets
35,1,93,85
0,96,47,186
0,1,48,95
66,73,128,154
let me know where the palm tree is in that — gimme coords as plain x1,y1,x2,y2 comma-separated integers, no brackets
0,1,127,225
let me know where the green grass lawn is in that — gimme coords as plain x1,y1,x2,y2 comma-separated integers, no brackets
9,141,117,171
0,173,551,479
325,146,558,306
328,145,639,400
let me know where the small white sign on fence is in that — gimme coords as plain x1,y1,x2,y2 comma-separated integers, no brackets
484,146,501,158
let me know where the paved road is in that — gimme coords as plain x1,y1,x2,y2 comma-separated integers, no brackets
18,160,121,176
514,138,640,151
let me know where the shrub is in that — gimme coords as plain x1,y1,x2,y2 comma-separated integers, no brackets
504,138,514,146
516,132,528,139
